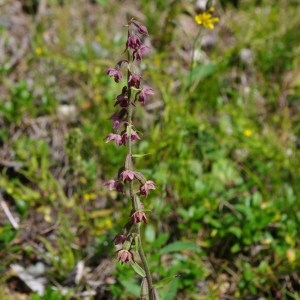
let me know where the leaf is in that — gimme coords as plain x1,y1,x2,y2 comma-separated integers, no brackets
132,153,151,158
129,261,146,278
120,279,140,297
152,232,170,249
228,226,242,238
159,241,199,255
154,275,180,289
159,277,179,300
185,63,218,90
130,86,140,92
230,243,241,254
95,0,108,5
163,277,179,300
145,224,156,242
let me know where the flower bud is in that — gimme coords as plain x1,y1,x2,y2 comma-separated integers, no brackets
113,234,127,245
140,278,149,299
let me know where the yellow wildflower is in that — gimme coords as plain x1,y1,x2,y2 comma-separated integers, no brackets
194,7,219,29
244,129,252,137
83,192,96,201
35,47,42,55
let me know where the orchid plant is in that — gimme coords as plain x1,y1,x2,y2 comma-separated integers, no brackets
105,19,158,300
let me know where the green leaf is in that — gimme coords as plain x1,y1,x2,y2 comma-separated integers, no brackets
120,279,140,297
159,241,199,254
0,224,18,246
95,0,108,5
152,232,169,248
187,63,217,85
230,243,241,253
154,275,180,289
130,86,141,92
160,277,179,300
132,153,151,158
228,226,242,238
145,224,156,242
130,261,146,278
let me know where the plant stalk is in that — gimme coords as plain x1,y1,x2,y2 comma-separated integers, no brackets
126,59,155,300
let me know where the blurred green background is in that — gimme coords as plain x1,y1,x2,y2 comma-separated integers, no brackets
0,0,300,299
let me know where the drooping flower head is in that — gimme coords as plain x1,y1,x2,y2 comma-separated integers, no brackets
128,74,141,89
131,211,147,224
117,249,133,264
115,92,129,108
129,20,149,36
105,133,123,146
121,128,141,145
113,234,127,245
107,68,122,82
136,24,148,36
120,170,137,182
109,109,127,129
127,35,142,50
133,45,150,61
138,87,154,104
104,179,124,192
140,180,156,197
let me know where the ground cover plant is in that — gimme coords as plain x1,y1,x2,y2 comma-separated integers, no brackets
0,0,300,299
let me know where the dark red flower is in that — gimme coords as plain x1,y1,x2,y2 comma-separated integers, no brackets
120,170,137,182
121,129,141,144
138,87,154,104
107,68,122,83
104,179,117,190
113,234,127,245
130,21,149,36
137,24,148,36
133,45,149,61
117,249,133,264
140,180,156,197
127,35,142,50
109,110,127,129
115,93,129,108
105,133,123,146
131,211,147,223
129,129,141,141
128,74,141,88
104,179,124,192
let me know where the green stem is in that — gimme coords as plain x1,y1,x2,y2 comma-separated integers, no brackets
188,28,202,91
137,229,155,300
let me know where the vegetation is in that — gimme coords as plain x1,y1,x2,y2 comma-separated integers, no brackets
0,0,299,299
